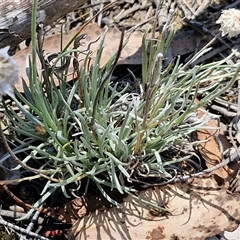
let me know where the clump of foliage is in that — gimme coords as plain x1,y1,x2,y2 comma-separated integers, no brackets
1,1,240,219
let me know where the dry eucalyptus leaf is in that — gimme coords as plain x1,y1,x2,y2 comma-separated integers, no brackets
14,23,143,92
66,176,240,239
14,23,200,92
196,105,232,180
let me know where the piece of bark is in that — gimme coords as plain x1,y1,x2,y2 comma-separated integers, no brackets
0,0,88,49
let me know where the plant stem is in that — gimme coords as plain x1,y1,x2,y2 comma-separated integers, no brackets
30,0,38,89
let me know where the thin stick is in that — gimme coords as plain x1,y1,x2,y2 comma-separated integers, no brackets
2,182,60,220
0,209,43,222
171,159,230,183
19,207,42,240
0,218,50,240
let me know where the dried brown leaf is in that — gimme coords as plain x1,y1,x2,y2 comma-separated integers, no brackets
14,24,200,92
196,103,232,180
14,23,143,92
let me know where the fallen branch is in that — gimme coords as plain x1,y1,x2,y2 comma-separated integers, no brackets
0,0,88,49
0,218,50,240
